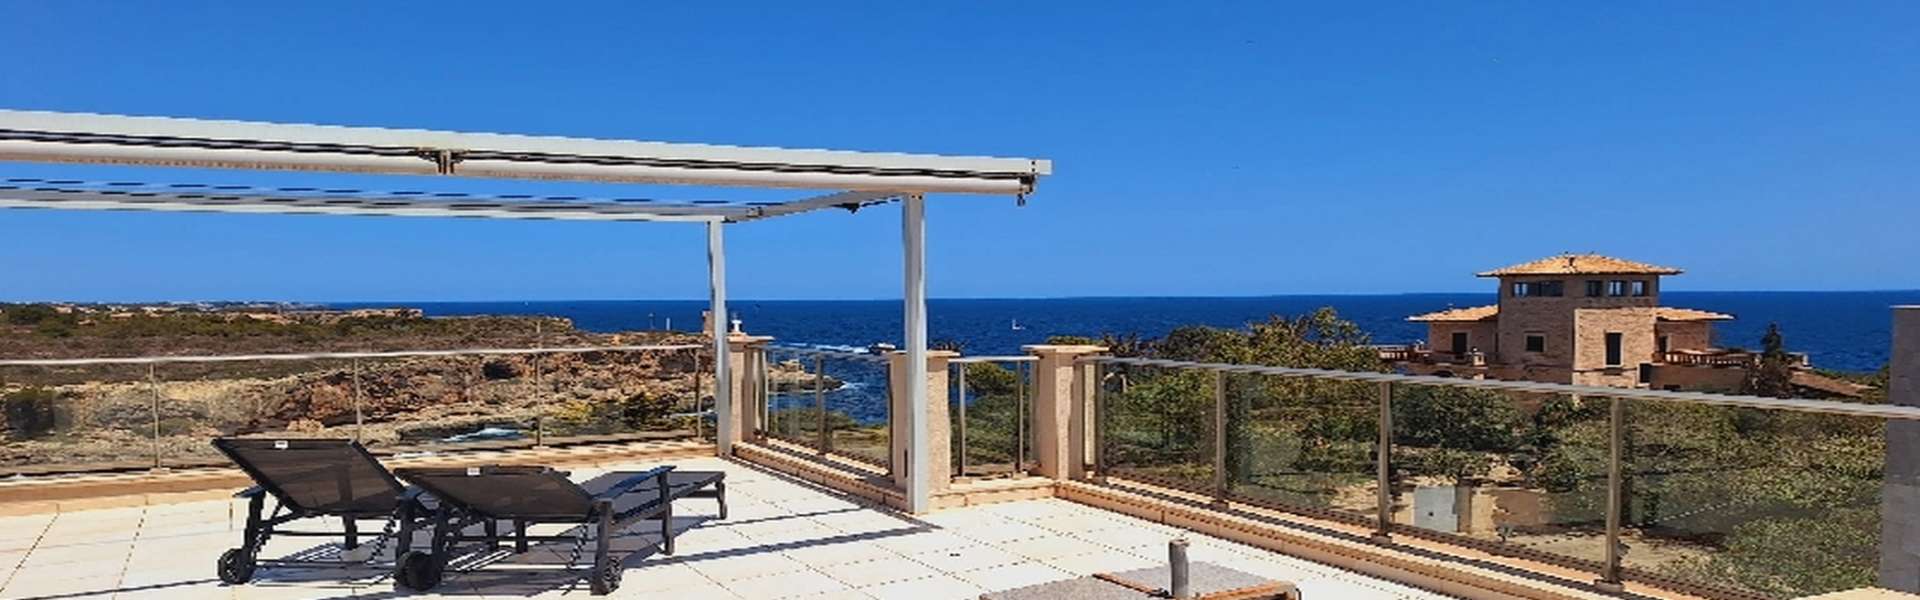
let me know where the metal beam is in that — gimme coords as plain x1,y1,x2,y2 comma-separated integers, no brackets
708,221,733,456
0,109,1049,195
902,193,930,513
0,182,741,223
731,190,905,222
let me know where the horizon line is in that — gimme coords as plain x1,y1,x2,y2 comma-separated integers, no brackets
10,287,1920,306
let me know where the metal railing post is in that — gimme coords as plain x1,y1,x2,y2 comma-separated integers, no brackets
1016,361,1028,475
758,348,771,440
1373,380,1394,543
956,363,969,477
1094,361,1108,482
815,355,829,454
1212,370,1228,506
534,323,545,447
533,352,545,447
1598,394,1626,593
352,359,364,443
691,350,704,440
148,364,163,471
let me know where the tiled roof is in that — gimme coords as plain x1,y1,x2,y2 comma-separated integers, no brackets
1655,307,1734,321
1408,305,1499,322
1477,254,1683,277
1792,371,1869,398
1409,305,1733,323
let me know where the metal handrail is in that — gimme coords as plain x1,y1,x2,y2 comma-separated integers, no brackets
0,344,704,367
1084,355,1917,421
764,345,891,364
951,355,1039,364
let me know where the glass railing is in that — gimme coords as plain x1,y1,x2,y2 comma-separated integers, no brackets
758,346,892,471
1085,356,1911,600
0,344,707,477
950,356,1036,479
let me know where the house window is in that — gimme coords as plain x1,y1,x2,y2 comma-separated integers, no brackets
1632,280,1649,296
1657,335,1670,354
1605,332,1623,366
1525,334,1545,353
1513,280,1564,298
1606,280,1629,296
1586,280,1604,297
1451,332,1470,355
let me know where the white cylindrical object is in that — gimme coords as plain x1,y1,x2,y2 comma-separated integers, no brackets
1170,538,1191,599
902,194,930,513
708,221,733,456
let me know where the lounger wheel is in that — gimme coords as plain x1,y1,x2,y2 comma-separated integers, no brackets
396,551,444,592
591,561,621,595
216,548,256,584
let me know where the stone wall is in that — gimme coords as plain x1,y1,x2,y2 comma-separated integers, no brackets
1494,275,1660,379
1647,363,1746,392
1570,306,1657,386
1654,320,1714,352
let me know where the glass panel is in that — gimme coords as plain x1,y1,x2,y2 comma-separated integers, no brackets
825,355,883,469
535,348,706,445
1,363,157,474
1389,383,1610,569
953,361,1027,478
1624,399,1882,598
1227,373,1376,523
765,353,828,448
1103,364,1215,493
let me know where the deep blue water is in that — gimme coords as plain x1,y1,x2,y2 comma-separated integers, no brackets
345,291,1918,373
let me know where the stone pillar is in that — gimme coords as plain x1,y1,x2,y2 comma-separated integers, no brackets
889,350,957,498
726,334,773,448
1024,345,1108,481
1882,306,1920,591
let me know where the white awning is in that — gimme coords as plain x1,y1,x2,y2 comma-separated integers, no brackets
0,109,1051,200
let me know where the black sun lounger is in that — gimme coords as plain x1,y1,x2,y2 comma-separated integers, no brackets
392,465,725,595
210,438,431,585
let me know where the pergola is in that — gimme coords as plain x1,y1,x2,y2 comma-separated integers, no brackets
0,109,1052,513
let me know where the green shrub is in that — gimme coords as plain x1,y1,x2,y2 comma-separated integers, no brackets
2,388,60,440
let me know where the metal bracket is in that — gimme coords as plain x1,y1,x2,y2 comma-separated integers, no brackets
413,148,466,174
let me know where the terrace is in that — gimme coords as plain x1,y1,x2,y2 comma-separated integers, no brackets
1,110,1917,600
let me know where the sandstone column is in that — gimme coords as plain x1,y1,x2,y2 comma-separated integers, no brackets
1024,345,1107,481
888,350,956,501
1882,306,1920,591
726,334,773,449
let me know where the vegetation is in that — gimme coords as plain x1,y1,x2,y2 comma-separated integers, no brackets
1058,310,1887,598
1743,322,1796,398
1,387,60,441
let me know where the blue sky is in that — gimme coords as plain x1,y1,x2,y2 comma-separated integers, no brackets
1,2,1915,301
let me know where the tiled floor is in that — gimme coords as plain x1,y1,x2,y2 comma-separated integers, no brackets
0,457,1456,599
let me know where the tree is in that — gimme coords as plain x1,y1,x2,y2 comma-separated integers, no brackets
2,387,60,440
1743,323,1795,398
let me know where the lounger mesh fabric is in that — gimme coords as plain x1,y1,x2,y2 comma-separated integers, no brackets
580,471,719,516
400,466,597,520
212,438,403,515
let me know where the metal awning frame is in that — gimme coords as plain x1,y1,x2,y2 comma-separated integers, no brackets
0,109,1046,514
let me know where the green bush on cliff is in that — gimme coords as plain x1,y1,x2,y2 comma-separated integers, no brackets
2,387,61,440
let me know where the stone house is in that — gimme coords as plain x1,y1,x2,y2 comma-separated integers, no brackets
1386,254,1861,397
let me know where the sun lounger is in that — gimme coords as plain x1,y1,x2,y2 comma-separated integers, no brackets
210,438,431,585
391,464,725,595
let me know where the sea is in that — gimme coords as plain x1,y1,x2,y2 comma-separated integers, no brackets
334,292,1915,425
344,291,1917,374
